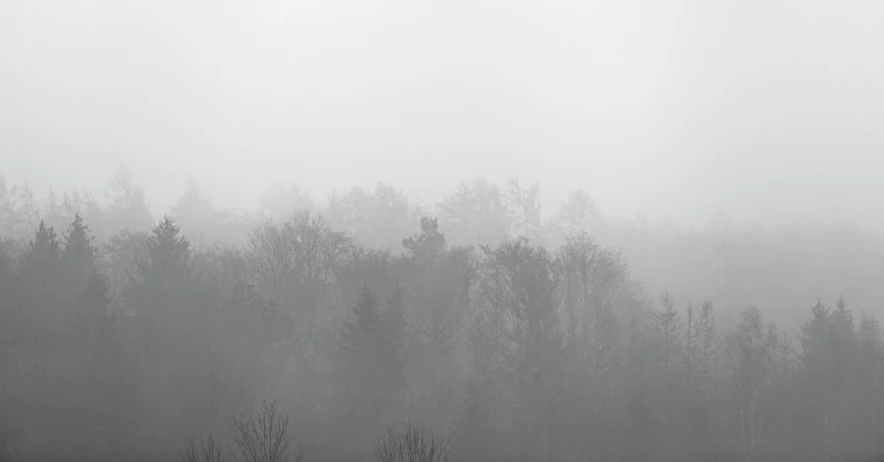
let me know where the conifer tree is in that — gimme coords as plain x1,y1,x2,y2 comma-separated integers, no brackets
23,220,61,282
60,214,99,297
336,285,406,445
62,214,97,265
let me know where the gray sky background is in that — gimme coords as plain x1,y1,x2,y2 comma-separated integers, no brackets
1,0,882,229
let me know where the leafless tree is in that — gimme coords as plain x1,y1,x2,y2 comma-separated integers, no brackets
373,420,450,462
229,399,304,462
180,434,226,462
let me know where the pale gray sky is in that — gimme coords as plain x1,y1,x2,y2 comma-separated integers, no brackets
2,0,882,229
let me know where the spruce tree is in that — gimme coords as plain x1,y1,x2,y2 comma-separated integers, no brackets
145,215,190,278
61,214,99,298
336,285,405,444
23,220,61,283
62,214,97,265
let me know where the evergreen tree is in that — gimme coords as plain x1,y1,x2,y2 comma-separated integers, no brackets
650,292,684,458
335,285,406,446
145,216,190,275
652,292,683,376
23,220,61,282
60,214,99,298
21,221,64,331
62,214,97,264
403,216,447,262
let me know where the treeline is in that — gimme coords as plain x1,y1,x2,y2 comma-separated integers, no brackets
2,207,884,462
0,168,600,250
4,168,882,337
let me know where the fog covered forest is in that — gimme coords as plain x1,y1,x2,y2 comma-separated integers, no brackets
2,169,884,462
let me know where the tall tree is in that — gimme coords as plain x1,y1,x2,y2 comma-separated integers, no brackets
326,182,419,250
104,166,153,233
724,306,779,462
480,238,564,460
504,179,542,241
334,285,407,448
437,178,511,247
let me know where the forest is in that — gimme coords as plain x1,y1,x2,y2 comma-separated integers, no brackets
2,167,884,462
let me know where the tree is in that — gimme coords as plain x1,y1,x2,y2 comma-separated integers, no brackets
373,420,450,462
653,293,683,371
552,189,602,239
248,210,349,324
105,166,153,233
22,220,61,284
480,238,564,460
385,283,410,415
257,182,315,222
334,286,407,447
650,292,684,458
402,217,446,263
142,215,192,284
681,299,721,460
451,379,496,462
437,179,510,247
504,179,542,241
60,214,99,297
171,178,218,240
62,214,97,264
724,306,778,462
856,311,883,458
326,182,419,251
554,232,635,460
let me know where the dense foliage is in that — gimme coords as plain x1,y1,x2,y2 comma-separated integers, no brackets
2,171,884,462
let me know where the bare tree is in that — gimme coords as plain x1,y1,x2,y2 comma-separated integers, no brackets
373,420,450,462
180,434,226,462
229,399,304,462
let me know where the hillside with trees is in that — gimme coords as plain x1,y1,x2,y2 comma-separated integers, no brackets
2,170,884,461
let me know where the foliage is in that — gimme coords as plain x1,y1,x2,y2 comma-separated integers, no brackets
4,177,884,461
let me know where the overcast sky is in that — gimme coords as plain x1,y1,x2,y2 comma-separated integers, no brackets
2,0,882,229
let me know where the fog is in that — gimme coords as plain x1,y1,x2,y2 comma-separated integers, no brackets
3,1,884,461
3,0,883,228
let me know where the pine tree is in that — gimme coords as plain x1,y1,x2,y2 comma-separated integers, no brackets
145,215,190,276
685,301,701,386
60,215,99,298
62,214,97,265
650,292,684,458
402,216,446,262
689,299,721,457
652,292,683,375
23,220,61,282
335,285,406,444
797,298,831,458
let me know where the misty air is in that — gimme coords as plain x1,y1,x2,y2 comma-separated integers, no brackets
2,1,884,461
